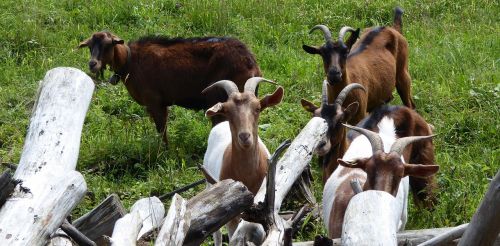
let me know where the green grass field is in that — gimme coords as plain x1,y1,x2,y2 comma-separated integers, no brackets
0,0,498,242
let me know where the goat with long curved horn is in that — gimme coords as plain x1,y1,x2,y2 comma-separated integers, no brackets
202,80,240,96
334,83,366,106
310,24,333,43
243,77,276,94
338,26,357,46
342,124,384,153
390,135,435,156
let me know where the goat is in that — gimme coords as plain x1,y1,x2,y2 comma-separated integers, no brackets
301,81,365,184
78,32,261,143
202,77,284,243
322,106,439,238
302,7,415,125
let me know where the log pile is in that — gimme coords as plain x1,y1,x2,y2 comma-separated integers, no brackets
0,67,498,246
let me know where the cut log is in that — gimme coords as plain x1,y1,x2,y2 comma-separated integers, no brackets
73,194,127,243
342,191,401,245
110,211,142,246
0,67,94,246
14,67,94,180
459,170,500,246
183,179,254,246
48,229,75,246
0,170,87,245
131,197,165,239
155,194,190,246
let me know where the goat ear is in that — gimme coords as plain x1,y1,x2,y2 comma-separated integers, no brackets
302,44,321,55
205,102,225,117
403,164,439,178
342,102,359,123
338,158,367,170
260,86,284,110
112,37,124,45
345,28,360,51
300,99,319,113
78,38,91,48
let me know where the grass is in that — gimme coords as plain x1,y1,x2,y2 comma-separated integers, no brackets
0,0,498,242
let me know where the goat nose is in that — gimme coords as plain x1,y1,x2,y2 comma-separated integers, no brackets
329,70,341,77
238,132,251,142
89,60,97,68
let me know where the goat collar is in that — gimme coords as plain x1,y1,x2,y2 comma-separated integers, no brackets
109,44,131,85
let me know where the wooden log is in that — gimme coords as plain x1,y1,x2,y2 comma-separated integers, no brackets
48,229,75,246
183,179,254,246
155,194,190,246
132,197,165,239
110,211,142,246
292,226,500,245
418,223,468,246
0,170,87,246
60,220,96,246
73,194,127,243
459,170,500,246
14,67,94,180
0,68,93,246
342,191,401,245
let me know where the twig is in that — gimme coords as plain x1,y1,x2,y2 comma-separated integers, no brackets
198,164,219,184
159,178,206,201
60,219,97,246
417,223,469,246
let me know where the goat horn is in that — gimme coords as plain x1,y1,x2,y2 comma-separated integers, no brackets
334,83,366,106
343,124,384,153
310,25,333,43
202,80,239,97
390,135,435,156
338,26,356,46
244,77,277,94
321,80,329,106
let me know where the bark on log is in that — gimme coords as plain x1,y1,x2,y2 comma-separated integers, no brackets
155,194,190,246
73,194,127,243
459,170,500,246
14,67,94,180
342,191,400,245
132,197,165,239
111,211,142,246
183,179,254,246
0,170,87,245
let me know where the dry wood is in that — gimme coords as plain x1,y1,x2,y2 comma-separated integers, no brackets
183,179,254,246
73,194,127,243
48,229,74,246
459,170,500,246
155,194,190,246
110,211,142,246
418,223,468,246
131,197,165,239
158,178,205,201
60,220,96,246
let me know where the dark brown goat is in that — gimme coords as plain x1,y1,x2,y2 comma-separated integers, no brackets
301,81,365,184
79,31,261,143
303,7,415,125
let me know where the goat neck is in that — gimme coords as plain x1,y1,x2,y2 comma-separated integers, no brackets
110,43,131,83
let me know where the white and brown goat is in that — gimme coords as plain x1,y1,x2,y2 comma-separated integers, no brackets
202,77,284,243
322,107,439,238
303,7,415,124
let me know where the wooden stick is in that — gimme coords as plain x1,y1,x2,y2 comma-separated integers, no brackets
158,179,206,201
155,194,190,246
132,197,165,239
459,170,500,246
198,164,218,184
60,220,96,246
418,223,468,246
110,211,142,245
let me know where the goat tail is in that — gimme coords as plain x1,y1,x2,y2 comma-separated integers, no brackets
393,7,404,34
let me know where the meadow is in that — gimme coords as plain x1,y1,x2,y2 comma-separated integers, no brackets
0,0,498,242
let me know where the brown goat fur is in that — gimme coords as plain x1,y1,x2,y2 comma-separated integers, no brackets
79,31,261,143
303,7,415,125
348,105,439,208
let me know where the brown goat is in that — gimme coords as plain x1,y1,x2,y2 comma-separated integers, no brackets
301,81,365,184
303,7,415,125
202,77,284,242
79,31,261,143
